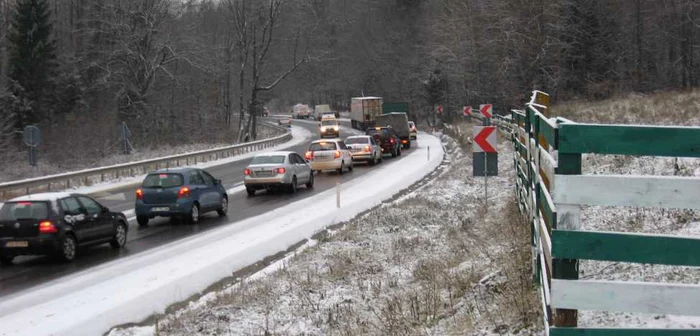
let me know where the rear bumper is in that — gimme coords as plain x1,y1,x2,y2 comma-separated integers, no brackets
320,130,339,138
135,200,193,217
309,160,343,170
350,153,374,161
0,235,61,257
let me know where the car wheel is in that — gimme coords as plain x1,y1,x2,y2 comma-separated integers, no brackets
391,148,397,158
398,147,402,156
337,161,345,174
348,161,354,172
306,172,314,188
406,141,411,149
290,176,298,193
217,196,228,217
0,255,14,266
110,222,128,249
369,155,376,166
246,188,256,196
137,216,149,227
60,234,77,262
188,203,200,224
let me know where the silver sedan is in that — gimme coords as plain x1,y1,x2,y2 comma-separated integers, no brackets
244,151,314,196
344,135,382,165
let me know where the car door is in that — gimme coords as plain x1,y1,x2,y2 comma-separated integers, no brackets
59,197,90,241
76,195,113,240
338,141,352,164
293,153,310,183
188,170,211,210
199,170,221,210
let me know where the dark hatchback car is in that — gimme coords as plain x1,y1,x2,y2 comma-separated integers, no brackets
135,168,228,226
366,126,402,158
0,192,128,265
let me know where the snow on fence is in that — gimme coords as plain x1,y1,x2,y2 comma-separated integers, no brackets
509,97,700,335
0,123,291,201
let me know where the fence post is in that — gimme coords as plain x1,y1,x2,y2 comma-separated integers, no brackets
552,149,581,327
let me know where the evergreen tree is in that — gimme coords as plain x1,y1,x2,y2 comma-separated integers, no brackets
8,0,57,127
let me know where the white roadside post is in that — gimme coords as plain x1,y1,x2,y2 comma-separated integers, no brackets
427,146,430,161
336,181,341,208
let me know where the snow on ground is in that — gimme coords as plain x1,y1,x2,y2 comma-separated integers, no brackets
0,123,283,184
0,132,444,336
24,125,310,198
109,125,542,336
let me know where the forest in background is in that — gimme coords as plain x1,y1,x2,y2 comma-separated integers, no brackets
0,0,699,169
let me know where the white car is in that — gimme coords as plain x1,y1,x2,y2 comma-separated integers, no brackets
408,121,418,140
244,151,314,196
305,139,353,174
344,135,382,166
278,116,292,127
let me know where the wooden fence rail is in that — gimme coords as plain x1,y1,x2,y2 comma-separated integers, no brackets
507,91,700,335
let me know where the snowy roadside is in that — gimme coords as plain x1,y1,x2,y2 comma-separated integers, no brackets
0,123,283,184
109,125,542,336
0,133,444,336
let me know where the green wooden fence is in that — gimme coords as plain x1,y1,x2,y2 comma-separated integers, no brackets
507,92,700,335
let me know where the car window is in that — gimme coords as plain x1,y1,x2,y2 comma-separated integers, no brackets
338,141,348,150
309,142,337,151
251,155,286,164
288,154,297,164
0,201,50,220
295,154,307,164
200,170,215,185
60,197,83,215
77,196,102,216
345,137,369,144
143,173,184,188
189,171,205,185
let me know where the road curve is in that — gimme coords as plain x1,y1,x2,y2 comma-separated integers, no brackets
0,120,417,298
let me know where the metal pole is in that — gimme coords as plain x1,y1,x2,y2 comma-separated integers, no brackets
485,153,488,212
336,182,341,208
427,146,430,161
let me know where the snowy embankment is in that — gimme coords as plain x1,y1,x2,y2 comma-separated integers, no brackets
0,133,444,336
110,127,540,336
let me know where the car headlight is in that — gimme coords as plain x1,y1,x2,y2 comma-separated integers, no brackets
321,127,326,131
333,126,339,131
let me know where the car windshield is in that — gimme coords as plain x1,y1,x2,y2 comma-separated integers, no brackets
409,122,415,128
321,120,336,126
0,201,49,220
250,155,286,164
142,173,184,188
309,142,337,151
345,137,369,144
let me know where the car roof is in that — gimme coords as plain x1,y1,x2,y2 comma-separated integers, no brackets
346,135,370,138
151,167,197,174
311,139,341,143
9,192,74,202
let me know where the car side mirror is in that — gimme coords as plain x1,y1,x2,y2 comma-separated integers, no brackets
215,179,222,185
102,206,110,213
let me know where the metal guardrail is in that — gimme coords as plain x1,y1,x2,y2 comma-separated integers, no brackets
0,123,292,201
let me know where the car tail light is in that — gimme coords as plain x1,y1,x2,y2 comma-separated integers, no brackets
364,145,371,152
17,202,32,206
402,139,408,144
334,151,341,159
39,221,57,233
277,167,286,174
390,138,395,144
244,168,251,175
178,187,191,198
305,151,314,160
136,188,144,200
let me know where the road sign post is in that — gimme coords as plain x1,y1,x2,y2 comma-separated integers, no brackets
473,125,498,211
22,125,41,167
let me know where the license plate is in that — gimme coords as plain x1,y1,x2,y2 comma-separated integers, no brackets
151,207,170,212
255,171,273,177
6,241,28,248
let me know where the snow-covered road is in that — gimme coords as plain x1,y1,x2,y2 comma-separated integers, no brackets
0,132,444,336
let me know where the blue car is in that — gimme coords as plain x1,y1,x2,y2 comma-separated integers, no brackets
135,168,228,226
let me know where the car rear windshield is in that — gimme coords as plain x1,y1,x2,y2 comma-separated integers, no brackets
368,129,391,137
142,173,184,188
345,137,369,144
309,142,337,151
250,155,286,164
0,202,50,220
409,122,415,127
321,120,336,126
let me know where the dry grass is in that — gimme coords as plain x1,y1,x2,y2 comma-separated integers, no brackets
552,89,700,125
145,132,541,336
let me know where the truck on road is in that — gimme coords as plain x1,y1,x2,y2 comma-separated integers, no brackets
292,104,312,119
375,112,411,149
350,97,383,131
